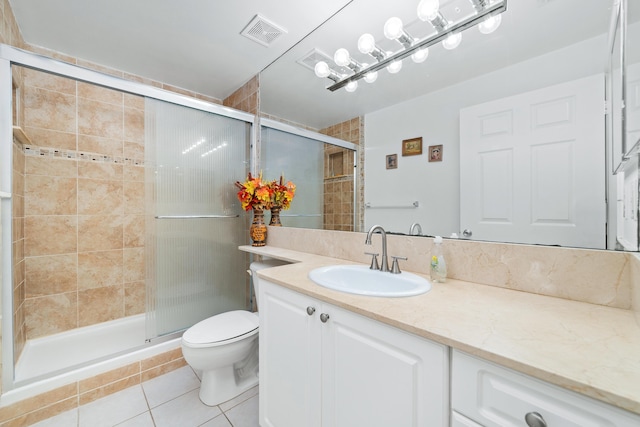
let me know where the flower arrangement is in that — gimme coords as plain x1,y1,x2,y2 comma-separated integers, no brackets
235,173,296,211
269,175,296,210
235,172,272,211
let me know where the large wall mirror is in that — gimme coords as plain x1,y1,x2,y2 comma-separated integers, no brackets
259,0,640,251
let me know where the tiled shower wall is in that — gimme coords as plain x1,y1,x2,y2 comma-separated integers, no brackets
19,68,147,340
320,117,362,231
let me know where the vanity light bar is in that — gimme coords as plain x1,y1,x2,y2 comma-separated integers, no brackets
326,0,507,92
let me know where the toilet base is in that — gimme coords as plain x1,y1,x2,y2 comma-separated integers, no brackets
199,364,259,406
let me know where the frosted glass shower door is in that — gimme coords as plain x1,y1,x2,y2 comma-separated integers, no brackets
145,99,249,339
261,127,324,229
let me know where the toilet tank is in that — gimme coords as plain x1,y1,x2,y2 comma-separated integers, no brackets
249,258,290,308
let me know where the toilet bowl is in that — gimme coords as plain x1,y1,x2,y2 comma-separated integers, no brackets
181,258,288,406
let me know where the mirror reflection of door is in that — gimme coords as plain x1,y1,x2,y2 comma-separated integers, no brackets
460,74,606,248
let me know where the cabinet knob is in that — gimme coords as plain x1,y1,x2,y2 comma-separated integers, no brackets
320,313,330,323
306,306,316,316
525,412,547,427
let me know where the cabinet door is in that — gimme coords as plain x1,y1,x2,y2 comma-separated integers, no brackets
259,280,322,427
321,304,450,427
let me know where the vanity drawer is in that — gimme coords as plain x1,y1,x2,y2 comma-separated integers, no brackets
451,411,483,427
452,350,640,427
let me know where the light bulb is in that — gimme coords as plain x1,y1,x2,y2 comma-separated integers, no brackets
411,47,429,63
384,17,404,40
364,70,378,83
334,48,351,67
345,81,358,92
386,59,403,74
417,0,440,21
358,33,376,54
442,32,462,50
314,61,330,78
478,14,502,34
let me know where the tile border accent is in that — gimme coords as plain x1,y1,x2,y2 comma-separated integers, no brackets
22,144,144,166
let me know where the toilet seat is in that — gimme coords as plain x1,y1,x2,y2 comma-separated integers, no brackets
182,310,258,349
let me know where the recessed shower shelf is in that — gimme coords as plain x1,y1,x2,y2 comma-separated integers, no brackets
12,126,31,146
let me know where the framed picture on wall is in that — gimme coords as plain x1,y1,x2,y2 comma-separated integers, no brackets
428,144,443,162
401,137,422,156
386,154,398,169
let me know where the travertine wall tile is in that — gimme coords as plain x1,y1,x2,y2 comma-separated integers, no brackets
24,215,77,256
77,215,123,252
78,98,123,140
24,292,77,338
78,179,123,215
78,286,124,326
125,281,145,316
24,86,76,133
25,175,77,215
77,250,123,290
77,134,123,157
25,254,77,297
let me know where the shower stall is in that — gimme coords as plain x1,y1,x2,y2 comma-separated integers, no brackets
0,45,253,395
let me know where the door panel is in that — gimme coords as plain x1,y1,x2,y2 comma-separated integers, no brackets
460,74,605,248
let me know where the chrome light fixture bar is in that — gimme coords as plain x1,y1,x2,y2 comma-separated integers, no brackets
326,0,507,92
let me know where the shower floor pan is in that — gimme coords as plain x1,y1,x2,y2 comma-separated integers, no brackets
15,314,147,382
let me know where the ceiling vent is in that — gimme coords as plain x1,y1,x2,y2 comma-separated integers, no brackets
296,48,351,75
296,49,333,72
241,15,287,47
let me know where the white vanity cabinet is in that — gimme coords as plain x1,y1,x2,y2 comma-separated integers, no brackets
452,350,640,427
259,279,450,427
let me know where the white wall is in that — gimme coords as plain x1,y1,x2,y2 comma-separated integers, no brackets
364,33,607,237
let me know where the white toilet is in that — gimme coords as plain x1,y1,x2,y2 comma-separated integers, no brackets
181,258,288,406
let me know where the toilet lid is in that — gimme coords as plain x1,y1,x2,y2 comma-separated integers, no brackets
183,310,258,345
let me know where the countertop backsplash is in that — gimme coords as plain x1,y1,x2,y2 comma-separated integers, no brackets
265,226,637,313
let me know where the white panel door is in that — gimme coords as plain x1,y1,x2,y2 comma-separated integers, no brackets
321,304,449,427
627,63,640,150
460,74,605,248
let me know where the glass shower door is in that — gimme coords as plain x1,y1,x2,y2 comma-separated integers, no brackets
261,126,324,229
145,99,249,339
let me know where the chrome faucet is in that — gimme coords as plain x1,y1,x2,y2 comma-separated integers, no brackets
409,222,422,236
365,225,389,272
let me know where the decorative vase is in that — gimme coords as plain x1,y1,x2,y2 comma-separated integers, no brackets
250,208,267,247
269,206,282,226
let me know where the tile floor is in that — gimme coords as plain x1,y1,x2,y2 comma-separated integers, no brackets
32,366,259,427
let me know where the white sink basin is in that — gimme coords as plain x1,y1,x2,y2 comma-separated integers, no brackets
308,265,431,297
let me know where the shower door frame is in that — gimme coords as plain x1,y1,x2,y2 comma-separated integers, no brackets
0,44,255,394
260,118,359,229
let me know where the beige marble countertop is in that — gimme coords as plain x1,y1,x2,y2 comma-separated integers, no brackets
240,245,640,416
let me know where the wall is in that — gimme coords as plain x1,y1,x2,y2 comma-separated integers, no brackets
18,69,146,340
364,33,608,237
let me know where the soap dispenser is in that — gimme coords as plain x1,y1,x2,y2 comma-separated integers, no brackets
430,236,447,283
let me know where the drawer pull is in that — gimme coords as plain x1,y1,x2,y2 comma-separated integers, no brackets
306,306,316,316
320,313,330,323
525,412,547,427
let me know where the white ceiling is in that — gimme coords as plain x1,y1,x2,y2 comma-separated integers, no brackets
9,0,616,129
8,0,353,99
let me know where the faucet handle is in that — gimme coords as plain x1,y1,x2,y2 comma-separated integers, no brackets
390,255,408,274
364,252,380,270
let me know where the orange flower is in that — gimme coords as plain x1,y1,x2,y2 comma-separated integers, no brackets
268,176,296,210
